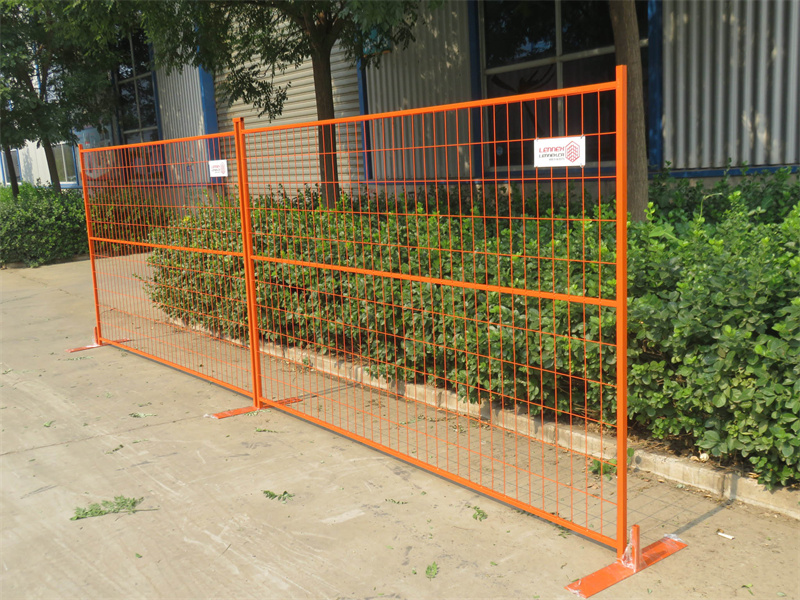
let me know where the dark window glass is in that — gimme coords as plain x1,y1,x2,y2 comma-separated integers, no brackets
483,1,650,169
115,30,159,145
136,77,157,128
561,2,614,54
116,36,134,80
562,53,616,88
484,0,556,68
11,151,22,181
487,63,557,97
119,81,139,131
131,29,151,76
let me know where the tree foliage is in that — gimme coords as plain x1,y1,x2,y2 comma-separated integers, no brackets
140,0,426,205
0,0,125,193
143,0,421,120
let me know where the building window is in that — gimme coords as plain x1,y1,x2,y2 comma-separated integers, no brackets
481,0,648,170
53,143,78,185
2,149,22,183
115,30,159,144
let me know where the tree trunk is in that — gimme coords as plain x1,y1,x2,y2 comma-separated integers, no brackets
40,137,62,193
609,0,647,222
3,145,20,198
310,43,340,208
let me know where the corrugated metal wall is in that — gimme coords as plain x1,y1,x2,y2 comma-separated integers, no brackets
366,1,472,112
154,65,212,187
365,1,473,180
663,0,799,169
215,43,360,130
214,42,362,193
155,64,205,140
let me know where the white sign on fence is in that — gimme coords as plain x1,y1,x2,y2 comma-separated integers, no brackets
208,160,229,178
533,136,586,168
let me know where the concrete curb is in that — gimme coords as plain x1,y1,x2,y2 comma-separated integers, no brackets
630,449,800,519
1,253,90,269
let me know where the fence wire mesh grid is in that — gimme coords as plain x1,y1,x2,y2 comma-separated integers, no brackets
79,67,628,553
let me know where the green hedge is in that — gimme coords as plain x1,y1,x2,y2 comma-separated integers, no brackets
0,184,173,267
145,172,800,488
88,187,172,256
628,194,800,487
0,184,88,267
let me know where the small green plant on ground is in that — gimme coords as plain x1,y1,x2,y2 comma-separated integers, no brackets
425,562,438,580
263,490,294,503
71,496,145,520
589,448,635,479
589,459,617,478
471,506,488,521
385,498,408,505
129,412,156,418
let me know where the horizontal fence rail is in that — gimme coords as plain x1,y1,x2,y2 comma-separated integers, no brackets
79,66,628,554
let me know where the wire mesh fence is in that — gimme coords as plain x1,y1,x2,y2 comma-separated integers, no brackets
79,66,628,553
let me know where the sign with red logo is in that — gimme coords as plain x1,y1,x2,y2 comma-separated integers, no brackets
533,136,585,168
208,160,228,178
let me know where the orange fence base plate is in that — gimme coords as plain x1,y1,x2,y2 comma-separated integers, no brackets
212,397,304,419
66,337,130,353
273,397,303,406
565,533,687,598
212,406,261,419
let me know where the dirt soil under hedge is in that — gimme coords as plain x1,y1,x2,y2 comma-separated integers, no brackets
1,261,798,600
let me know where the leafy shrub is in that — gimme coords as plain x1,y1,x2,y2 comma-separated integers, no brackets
0,183,88,267
88,187,172,255
144,170,800,488
649,165,798,225
146,189,620,425
628,196,800,487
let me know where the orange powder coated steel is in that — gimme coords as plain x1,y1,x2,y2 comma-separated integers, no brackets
78,67,630,554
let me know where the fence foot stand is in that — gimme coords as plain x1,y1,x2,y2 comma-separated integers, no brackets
211,397,304,419
565,525,687,598
66,328,129,353
211,406,262,419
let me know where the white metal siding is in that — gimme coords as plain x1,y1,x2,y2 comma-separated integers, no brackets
365,1,473,180
663,0,799,169
155,65,205,140
14,141,51,185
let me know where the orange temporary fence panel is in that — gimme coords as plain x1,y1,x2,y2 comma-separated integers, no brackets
78,66,630,554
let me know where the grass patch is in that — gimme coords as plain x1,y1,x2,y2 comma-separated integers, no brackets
263,490,294,503
471,505,488,521
71,496,145,520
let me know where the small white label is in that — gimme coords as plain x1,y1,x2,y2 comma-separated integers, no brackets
533,136,585,168
208,160,228,177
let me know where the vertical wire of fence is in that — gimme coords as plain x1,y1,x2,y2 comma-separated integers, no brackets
79,66,628,553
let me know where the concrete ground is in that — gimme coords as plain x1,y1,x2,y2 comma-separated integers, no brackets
1,260,798,600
